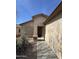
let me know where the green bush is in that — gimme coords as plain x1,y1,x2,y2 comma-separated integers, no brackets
16,36,30,55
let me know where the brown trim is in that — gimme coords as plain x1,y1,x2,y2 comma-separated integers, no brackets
44,1,62,25
32,13,48,19
19,20,33,26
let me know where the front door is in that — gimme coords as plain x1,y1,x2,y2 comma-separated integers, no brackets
37,26,43,37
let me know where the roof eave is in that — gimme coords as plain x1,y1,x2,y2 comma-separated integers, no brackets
44,1,62,25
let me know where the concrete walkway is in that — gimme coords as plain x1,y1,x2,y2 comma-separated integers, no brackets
37,41,57,59
16,40,57,59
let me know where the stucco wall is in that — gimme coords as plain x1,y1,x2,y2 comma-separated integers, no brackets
33,15,47,37
45,13,62,59
21,21,34,38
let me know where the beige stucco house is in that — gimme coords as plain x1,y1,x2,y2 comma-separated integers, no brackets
19,14,48,41
44,2,62,59
16,24,21,38
16,1,62,59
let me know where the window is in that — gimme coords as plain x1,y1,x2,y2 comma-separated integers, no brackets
19,28,20,33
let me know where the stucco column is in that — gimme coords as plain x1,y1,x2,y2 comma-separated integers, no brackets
33,25,38,38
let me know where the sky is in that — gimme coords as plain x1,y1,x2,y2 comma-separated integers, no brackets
16,0,61,24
